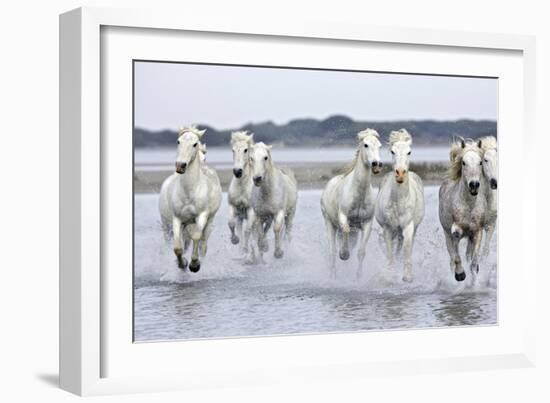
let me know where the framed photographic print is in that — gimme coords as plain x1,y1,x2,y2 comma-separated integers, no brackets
60,7,537,396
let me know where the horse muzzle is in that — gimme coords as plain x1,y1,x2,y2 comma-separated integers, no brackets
175,162,187,174
395,168,406,184
233,168,243,178
468,180,480,196
253,176,263,186
371,161,382,174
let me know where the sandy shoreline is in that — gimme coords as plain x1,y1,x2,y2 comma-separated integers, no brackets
134,161,449,193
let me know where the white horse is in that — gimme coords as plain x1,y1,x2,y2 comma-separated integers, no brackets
375,129,424,282
159,126,222,272
227,131,255,252
439,139,487,281
248,142,297,262
478,136,498,258
320,129,382,279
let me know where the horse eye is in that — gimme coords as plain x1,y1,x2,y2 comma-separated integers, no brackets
480,161,483,165
244,149,248,153
193,143,198,148
407,151,411,155
264,156,268,161
484,159,488,162
177,140,180,145
462,161,466,166
364,144,369,148
391,150,395,155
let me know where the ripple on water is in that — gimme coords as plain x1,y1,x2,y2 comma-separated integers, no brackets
133,188,497,341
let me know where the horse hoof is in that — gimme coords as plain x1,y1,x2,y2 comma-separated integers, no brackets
339,250,350,261
231,235,240,245
274,249,284,259
261,243,269,253
455,271,466,282
177,256,188,270
189,260,200,273
402,274,413,283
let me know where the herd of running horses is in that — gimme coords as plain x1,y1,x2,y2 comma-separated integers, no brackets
159,126,497,283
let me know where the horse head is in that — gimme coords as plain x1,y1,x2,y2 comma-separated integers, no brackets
230,131,254,179
479,136,498,190
389,129,413,184
357,129,382,174
459,140,484,196
175,126,205,174
250,142,273,186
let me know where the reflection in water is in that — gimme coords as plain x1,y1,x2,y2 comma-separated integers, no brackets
134,189,497,342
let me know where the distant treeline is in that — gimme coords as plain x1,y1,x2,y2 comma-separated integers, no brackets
134,115,497,148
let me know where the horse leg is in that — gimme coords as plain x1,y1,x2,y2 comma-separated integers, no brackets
273,210,285,259
242,208,254,255
401,222,415,282
236,216,245,253
482,223,496,259
469,229,483,276
323,218,337,278
245,210,258,264
356,220,373,280
199,218,214,257
172,216,187,270
338,211,351,260
396,232,404,257
228,205,239,245
445,229,466,281
382,226,395,269
189,212,208,273
260,218,272,252
284,208,295,243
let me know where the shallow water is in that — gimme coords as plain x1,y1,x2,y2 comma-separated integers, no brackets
134,187,497,342
135,146,450,171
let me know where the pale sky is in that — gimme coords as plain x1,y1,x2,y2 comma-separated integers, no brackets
134,61,497,131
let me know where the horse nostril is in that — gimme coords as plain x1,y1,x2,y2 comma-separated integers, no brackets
490,178,498,189
372,161,378,167
176,162,187,173
233,168,243,178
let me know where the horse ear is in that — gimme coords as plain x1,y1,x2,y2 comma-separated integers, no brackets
248,133,254,144
197,129,206,138
267,145,273,151
460,138,465,148
477,139,483,148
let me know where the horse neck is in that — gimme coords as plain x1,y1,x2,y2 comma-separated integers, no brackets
350,157,372,190
241,161,252,181
390,175,410,203
177,156,202,191
258,163,275,197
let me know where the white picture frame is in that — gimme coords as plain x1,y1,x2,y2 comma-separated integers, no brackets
59,6,537,396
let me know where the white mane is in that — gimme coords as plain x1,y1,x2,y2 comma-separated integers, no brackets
178,125,206,138
357,128,380,143
389,129,412,146
478,136,497,152
231,130,254,145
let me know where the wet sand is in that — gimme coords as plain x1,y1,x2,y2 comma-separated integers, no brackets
134,161,448,193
